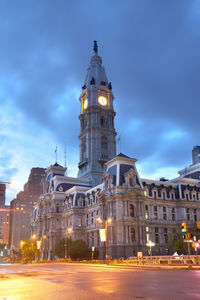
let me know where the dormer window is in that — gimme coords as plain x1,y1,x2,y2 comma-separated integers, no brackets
90,77,95,85
124,168,136,187
129,177,133,186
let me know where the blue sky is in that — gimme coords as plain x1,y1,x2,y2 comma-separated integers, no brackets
0,0,200,203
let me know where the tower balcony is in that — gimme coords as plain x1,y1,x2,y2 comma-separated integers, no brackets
99,155,108,163
78,159,89,169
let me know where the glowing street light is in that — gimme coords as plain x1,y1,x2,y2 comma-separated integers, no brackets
146,241,155,256
32,234,37,240
65,227,72,260
20,240,24,249
0,181,13,185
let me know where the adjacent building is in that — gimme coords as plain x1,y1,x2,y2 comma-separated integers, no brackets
9,167,45,250
31,42,200,259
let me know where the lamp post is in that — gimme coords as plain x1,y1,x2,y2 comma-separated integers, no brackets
65,227,72,260
146,241,155,256
97,217,112,259
0,181,12,185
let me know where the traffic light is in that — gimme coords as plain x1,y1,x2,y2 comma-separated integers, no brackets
182,234,187,239
197,221,200,230
188,233,193,239
181,222,187,233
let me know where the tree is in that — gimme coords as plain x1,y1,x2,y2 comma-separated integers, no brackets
21,239,39,263
54,239,92,260
166,226,187,254
70,240,90,260
54,238,70,258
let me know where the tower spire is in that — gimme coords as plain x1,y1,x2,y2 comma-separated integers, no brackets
93,40,98,54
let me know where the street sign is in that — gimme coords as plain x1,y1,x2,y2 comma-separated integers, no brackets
99,229,106,242
137,252,143,258
184,239,193,243
197,221,200,229
36,241,41,250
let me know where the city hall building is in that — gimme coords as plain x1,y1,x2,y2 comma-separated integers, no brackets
31,42,200,260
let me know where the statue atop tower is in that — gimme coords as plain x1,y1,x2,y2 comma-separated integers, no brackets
77,41,117,186
93,40,98,53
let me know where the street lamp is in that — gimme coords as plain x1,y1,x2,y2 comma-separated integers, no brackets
32,234,37,240
0,181,13,185
97,217,112,259
146,241,155,256
65,227,72,260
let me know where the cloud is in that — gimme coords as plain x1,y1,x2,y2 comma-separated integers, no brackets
0,0,199,202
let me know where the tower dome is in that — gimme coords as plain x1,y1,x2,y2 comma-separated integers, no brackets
83,41,109,90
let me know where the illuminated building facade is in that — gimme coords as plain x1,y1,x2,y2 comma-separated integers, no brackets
31,42,200,259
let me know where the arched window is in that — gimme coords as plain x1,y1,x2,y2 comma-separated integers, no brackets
130,204,134,217
131,227,135,242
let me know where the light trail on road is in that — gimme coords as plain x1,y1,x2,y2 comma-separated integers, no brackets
0,263,200,300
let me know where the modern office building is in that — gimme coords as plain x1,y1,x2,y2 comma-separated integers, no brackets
9,167,45,249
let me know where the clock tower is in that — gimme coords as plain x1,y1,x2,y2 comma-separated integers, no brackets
78,41,117,186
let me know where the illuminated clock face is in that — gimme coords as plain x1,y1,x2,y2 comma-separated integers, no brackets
98,96,107,106
83,99,88,109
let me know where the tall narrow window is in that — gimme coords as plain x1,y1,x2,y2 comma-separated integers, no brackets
163,207,167,220
146,227,150,242
154,206,158,219
100,116,105,126
78,216,82,227
86,214,89,226
194,209,197,221
145,205,149,219
164,228,168,243
91,212,94,224
155,227,159,244
56,204,59,213
131,227,135,242
130,204,134,217
153,191,157,199
172,208,176,221
129,177,134,186
82,138,86,160
101,136,108,150
186,208,190,221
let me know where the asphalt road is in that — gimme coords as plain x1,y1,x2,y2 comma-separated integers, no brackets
0,263,200,300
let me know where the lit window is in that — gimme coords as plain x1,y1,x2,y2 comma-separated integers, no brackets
130,204,134,217
131,227,135,242
78,216,82,227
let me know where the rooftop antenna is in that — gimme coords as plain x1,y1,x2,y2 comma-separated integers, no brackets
64,144,66,168
55,146,58,163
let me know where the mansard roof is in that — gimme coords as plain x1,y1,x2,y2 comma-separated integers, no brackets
117,153,130,158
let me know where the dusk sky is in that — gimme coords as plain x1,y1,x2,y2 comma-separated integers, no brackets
0,0,200,204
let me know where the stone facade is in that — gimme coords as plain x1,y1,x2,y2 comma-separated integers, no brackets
78,41,116,186
31,42,200,260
